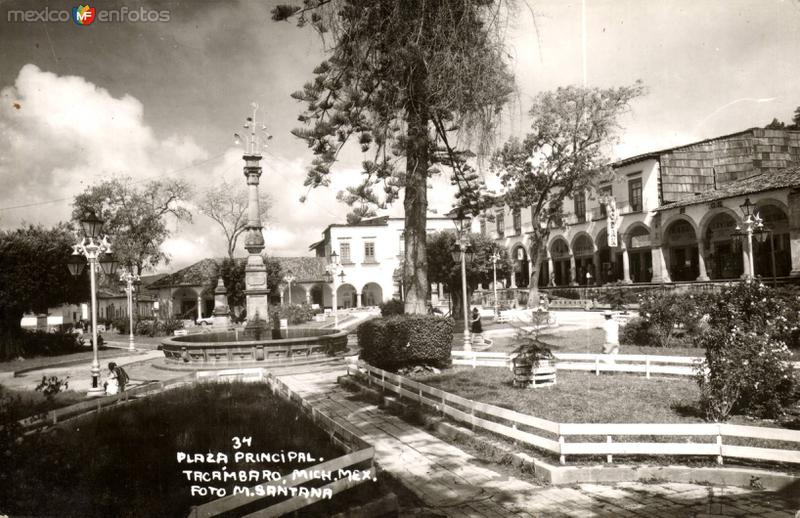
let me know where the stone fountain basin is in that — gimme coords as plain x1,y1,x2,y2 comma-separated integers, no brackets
161,327,349,365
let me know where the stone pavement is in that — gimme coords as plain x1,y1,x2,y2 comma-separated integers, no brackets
279,367,799,518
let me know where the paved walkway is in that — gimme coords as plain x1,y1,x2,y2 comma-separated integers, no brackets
279,366,799,518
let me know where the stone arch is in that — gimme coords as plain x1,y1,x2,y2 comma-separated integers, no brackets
509,243,530,288
697,207,742,240
753,200,792,277
662,216,700,282
571,232,595,285
701,211,743,279
336,283,357,309
361,282,384,307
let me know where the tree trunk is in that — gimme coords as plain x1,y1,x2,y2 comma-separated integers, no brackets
403,61,430,315
527,229,549,308
0,308,24,359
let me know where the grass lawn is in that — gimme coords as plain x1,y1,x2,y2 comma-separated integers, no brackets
488,327,706,357
414,367,704,425
1,385,87,420
1,382,394,518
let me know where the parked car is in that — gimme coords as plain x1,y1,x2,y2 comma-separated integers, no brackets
196,316,214,326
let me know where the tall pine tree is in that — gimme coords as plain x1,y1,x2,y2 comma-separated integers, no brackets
273,0,515,313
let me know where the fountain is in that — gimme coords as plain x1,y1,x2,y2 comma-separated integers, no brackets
161,104,347,367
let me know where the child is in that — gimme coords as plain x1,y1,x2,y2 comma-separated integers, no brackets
602,311,620,356
104,362,119,395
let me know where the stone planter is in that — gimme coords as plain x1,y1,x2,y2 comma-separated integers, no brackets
513,356,556,388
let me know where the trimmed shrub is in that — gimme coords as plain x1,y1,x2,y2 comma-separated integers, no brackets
358,315,454,371
379,299,404,317
549,288,581,300
15,330,83,357
619,316,654,346
638,292,709,347
111,317,130,335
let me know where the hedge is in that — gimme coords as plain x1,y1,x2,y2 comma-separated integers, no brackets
358,315,454,371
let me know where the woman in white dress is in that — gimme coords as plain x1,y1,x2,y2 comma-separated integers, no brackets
104,362,119,395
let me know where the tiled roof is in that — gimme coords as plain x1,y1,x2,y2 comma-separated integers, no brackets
654,165,800,211
611,128,758,168
148,256,329,289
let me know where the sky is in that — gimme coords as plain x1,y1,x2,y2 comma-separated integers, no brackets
0,0,799,272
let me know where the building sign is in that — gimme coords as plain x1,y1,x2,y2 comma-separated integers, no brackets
605,197,618,247
631,235,651,248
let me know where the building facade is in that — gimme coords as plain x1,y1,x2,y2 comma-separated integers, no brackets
309,216,458,307
482,128,800,287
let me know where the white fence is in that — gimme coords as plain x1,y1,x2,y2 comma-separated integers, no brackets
451,350,699,378
347,360,800,466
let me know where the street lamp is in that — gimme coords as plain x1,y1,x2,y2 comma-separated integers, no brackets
284,270,295,305
119,269,140,351
490,250,501,317
451,211,474,351
68,211,117,397
731,197,761,279
324,251,345,329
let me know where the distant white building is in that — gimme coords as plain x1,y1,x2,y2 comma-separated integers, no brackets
308,216,458,307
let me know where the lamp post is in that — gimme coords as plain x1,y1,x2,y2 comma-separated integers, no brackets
284,270,295,306
490,250,500,317
324,251,345,329
67,211,118,397
731,197,761,279
119,269,140,351
451,212,474,351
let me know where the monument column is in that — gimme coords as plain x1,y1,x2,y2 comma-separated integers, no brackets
239,104,270,336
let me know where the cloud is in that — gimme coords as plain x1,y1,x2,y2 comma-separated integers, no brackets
0,64,208,227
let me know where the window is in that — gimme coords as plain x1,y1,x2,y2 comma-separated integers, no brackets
364,241,376,263
339,242,352,263
479,218,486,236
512,208,521,234
628,178,642,212
574,192,586,223
496,212,505,238
599,185,613,217
398,232,405,256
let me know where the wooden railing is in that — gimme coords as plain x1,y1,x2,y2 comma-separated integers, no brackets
18,374,197,432
451,350,700,378
188,372,375,518
348,361,800,466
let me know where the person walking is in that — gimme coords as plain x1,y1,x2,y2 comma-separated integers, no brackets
602,311,620,363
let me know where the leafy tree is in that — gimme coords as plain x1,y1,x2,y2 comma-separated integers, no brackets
0,225,89,350
197,181,271,259
72,177,192,276
273,0,515,314
427,230,511,320
492,83,645,306
763,106,800,130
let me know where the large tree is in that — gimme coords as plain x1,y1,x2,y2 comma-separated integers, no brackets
273,0,515,314
0,224,89,347
492,83,645,306
198,181,271,259
72,177,192,275
427,230,511,319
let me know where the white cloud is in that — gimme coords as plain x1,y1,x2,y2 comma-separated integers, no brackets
0,64,208,227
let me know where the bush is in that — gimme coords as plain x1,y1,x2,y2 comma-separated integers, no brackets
9,330,84,358
619,316,654,346
111,317,130,335
638,292,708,347
379,299,404,317
269,304,314,325
133,317,183,337
358,315,454,371
696,280,797,421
